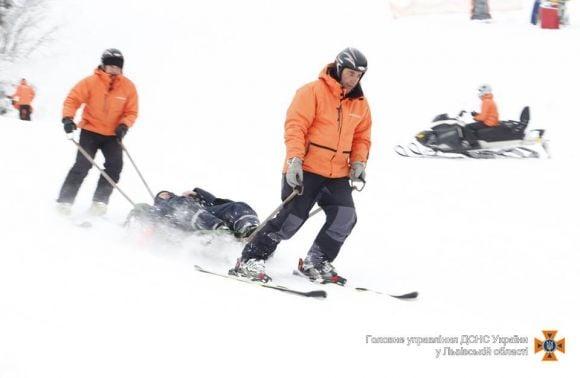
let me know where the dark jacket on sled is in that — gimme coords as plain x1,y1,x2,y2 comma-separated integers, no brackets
128,187,259,238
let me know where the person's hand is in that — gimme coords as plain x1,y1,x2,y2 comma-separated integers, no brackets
62,117,76,134
471,111,478,117
115,124,128,140
285,157,303,189
349,161,366,182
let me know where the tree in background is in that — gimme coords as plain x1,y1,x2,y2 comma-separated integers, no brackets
0,1,15,26
0,0,56,64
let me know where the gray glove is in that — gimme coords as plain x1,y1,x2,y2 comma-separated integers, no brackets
285,157,303,189
349,161,366,182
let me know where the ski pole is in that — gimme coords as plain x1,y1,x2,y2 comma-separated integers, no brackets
245,187,301,243
68,137,136,207
119,141,155,200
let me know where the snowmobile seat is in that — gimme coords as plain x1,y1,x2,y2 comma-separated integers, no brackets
477,106,530,142
496,106,530,138
475,125,518,142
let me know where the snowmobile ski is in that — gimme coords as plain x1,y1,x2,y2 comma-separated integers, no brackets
395,143,544,159
194,265,327,299
395,143,465,159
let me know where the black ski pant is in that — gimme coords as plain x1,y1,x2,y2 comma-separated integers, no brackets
57,129,123,204
241,172,357,263
208,202,259,234
463,121,488,142
19,105,31,121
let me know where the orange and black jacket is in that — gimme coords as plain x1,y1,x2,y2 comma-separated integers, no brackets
475,93,499,127
62,68,138,136
12,81,35,108
284,64,372,178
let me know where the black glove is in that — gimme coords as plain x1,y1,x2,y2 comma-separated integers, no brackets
115,124,128,140
62,117,76,134
471,111,478,117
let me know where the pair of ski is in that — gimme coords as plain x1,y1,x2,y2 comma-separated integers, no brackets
193,264,418,301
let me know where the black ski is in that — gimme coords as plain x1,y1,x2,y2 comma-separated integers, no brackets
353,286,419,300
194,265,327,299
292,269,418,300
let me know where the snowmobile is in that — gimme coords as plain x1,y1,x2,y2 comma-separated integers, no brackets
395,107,550,159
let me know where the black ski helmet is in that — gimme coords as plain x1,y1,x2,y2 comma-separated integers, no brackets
101,48,124,69
335,47,367,78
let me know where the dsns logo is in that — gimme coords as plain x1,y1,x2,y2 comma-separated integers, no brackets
534,330,565,361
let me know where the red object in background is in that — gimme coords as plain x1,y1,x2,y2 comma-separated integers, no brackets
540,6,560,29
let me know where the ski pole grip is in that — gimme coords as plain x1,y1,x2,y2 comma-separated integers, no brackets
351,178,366,192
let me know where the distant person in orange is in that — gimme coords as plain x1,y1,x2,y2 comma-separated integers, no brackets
464,84,499,145
10,78,35,121
56,48,139,216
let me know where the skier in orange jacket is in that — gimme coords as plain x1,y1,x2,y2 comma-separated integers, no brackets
231,47,372,284
10,78,35,121
56,48,139,216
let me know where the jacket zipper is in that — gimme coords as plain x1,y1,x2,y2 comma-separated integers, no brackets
103,77,115,114
332,93,348,177
329,96,345,177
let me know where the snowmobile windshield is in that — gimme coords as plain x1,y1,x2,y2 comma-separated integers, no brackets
432,114,451,122
432,113,451,122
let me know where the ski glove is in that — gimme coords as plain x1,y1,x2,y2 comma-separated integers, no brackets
471,111,478,117
286,157,303,189
349,161,366,182
115,124,128,140
62,117,76,134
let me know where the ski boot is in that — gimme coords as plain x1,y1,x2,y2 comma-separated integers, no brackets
229,258,272,283
89,201,107,216
234,223,258,239
56,202,72,216
298,257,347,286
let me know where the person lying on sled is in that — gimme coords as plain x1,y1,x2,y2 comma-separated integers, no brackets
127,187,259,238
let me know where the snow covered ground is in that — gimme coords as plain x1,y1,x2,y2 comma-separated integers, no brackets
1,0,578,376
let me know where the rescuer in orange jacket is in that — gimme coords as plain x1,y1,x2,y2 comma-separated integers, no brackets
10,78,35,121
464,84,499,144
56,48,139,216
231,47,372,283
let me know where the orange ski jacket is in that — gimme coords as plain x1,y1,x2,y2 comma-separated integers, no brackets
62,68,138,136
475,93,499,127
12,80,35,109
284,64,372,178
